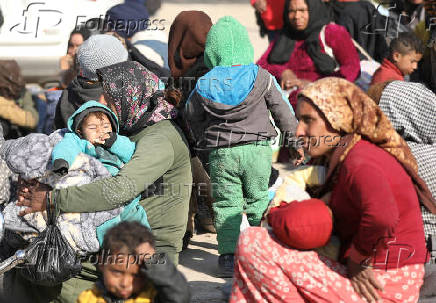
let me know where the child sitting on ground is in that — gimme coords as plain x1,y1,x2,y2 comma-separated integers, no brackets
51,100,149,244
371,32,424,85
77,221,191,303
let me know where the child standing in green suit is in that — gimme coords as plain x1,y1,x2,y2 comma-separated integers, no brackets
185,16,299,277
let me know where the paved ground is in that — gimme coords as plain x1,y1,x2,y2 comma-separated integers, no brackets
177,162,294,302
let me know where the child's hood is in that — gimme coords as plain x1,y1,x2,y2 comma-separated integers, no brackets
67,101,119,134
204,16,254,69
194,63,260,109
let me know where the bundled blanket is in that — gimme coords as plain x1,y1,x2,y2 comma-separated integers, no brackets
0,129,125,255
258,165,340,261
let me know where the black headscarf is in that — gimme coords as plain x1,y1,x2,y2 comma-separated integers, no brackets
0,60,25,100
268,0,337,75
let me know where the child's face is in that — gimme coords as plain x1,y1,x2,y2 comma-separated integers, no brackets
80,113,112,145
393,51,423,76
101,243,155,300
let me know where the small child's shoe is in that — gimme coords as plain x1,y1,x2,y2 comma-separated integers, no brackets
217,254,234,278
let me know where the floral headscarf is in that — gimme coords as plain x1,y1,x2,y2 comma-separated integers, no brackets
97,61,177,136
299,77,436,214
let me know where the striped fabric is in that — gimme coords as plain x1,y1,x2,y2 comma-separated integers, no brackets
379,81,436,238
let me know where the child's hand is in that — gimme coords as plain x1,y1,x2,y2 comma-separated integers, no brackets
293,148,305,166
52,159,69,176
136,242,156,267
93,132,109,145
101,132,117,149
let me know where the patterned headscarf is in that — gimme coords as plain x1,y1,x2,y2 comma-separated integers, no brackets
97,61,177,136
299,77,436,214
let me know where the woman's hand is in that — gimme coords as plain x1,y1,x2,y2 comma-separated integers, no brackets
281,69,298,90
347,258,384,303
16,177,51,216
281,70,311,90
59,54,74,70
293,148,305,166
288,146,305,166
254,0,267,13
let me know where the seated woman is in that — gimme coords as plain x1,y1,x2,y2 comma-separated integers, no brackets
59,28,90,89
230,77,435,303
369,80,436,240
369,80,436,301
257,0,361,110
0,60,38,139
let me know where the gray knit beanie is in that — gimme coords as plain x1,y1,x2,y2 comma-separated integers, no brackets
77,34,128,81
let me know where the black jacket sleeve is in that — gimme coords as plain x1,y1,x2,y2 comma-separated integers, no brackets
140,254,191,303
54,90,68,130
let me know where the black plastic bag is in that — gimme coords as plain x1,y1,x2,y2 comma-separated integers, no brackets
18,194,82,286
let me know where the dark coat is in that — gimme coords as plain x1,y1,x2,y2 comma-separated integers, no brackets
331,0,388,62
54,76,103,129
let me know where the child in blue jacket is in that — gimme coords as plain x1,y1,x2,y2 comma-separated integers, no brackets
51,100,150,244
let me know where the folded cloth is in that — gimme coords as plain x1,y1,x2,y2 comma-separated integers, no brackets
0,129,67,180
0,158,14,205
272,165,325,206
264,166,340,260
